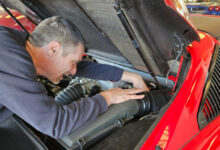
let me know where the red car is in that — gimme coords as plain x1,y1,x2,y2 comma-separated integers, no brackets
0,0,220,150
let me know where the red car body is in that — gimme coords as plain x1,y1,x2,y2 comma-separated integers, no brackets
141,1,220,149
0,7,35,32
142,32,219,149
1,0,220,149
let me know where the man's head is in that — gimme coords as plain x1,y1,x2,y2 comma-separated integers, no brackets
27,16,85,84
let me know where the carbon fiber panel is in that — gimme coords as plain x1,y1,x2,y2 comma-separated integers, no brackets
75,0,153,72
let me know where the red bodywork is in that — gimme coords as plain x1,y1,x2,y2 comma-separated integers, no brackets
141,31,217,149
183,115,220,149
0,8,35,32
140,1,220,149
1,3,220,150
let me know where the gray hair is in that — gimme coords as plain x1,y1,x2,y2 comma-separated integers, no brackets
28,16,85,55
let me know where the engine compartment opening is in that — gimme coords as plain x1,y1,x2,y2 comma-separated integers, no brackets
37,68,171,150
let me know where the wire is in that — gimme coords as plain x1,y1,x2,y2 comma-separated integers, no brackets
165,34,184,87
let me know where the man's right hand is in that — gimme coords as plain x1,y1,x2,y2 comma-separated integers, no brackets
100,88,145,106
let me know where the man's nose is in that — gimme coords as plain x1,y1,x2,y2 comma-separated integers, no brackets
69,66,77,75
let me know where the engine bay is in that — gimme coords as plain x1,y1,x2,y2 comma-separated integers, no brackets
37,60,169,149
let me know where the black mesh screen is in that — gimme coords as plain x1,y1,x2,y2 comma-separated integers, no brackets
198,46,220,129
74,0,149,71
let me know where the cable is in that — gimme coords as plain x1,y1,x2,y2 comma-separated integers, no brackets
165,34,184,87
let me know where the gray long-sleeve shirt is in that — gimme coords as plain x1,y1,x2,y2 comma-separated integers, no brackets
0,26,123,138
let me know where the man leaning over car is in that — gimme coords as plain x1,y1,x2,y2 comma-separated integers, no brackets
0,16,149,138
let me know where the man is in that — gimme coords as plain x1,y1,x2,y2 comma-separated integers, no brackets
0,16,149,138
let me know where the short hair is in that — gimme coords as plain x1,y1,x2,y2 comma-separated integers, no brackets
28,16,85,55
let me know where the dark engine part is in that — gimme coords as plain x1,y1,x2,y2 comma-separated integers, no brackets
55,83,102,105
88,85,101,97
136,91,168,117
55,84,85,105
58,90,168,150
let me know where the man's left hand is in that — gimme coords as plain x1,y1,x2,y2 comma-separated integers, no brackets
121,71,150,92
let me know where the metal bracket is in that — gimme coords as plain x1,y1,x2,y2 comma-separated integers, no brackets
77,138,86,150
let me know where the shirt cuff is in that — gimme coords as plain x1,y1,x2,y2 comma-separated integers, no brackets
92,94,108,114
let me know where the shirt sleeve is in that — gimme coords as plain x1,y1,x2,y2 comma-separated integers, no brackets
75,61,124,81
0,73,108,139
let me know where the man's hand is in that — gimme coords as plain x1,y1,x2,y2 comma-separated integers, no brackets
100,88,145,106
121,71,150,92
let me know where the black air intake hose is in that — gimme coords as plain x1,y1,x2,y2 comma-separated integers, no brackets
136,90,168,117
55,84,85,105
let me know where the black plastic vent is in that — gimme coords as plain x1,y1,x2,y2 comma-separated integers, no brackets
198,46,220,129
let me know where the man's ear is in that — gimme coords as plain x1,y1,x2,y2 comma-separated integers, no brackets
46,41,62,56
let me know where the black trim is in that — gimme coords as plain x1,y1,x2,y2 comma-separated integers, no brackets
173,56,190,92
197,45,220,129
21,0,49,19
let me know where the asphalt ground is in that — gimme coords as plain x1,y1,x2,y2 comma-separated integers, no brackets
190,14,220,40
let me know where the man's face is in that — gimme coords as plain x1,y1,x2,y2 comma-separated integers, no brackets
45,43,84,84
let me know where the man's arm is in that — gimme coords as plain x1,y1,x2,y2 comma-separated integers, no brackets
75,61,123,81
0,73,108,139
76,61,149,91
0,73,145,138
